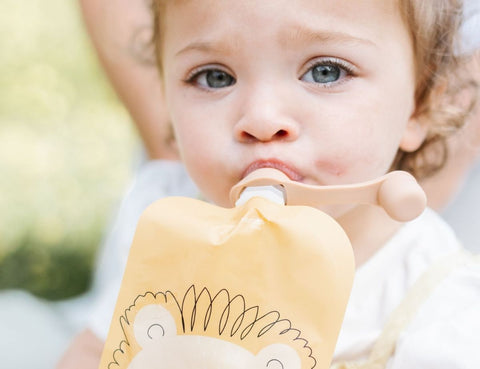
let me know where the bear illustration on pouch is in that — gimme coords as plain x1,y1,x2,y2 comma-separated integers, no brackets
128,304,301,369
109,286,314,369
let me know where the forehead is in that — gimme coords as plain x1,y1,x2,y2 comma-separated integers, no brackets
161,0,408,51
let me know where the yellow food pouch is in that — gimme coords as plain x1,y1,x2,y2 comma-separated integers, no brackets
98,169,425,369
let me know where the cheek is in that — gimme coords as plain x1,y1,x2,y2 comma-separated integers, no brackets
314,144,388,182
308,97,408,181
175,126,215,178
168,93,217,162
172,117,234,206
165,84,237,205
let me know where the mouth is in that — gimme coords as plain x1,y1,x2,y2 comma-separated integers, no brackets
242,159,304,182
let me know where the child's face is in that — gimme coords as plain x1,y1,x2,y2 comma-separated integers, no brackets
161,0,426,209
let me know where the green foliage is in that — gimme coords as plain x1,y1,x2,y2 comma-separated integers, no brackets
0,237,97,300
0,0,138,298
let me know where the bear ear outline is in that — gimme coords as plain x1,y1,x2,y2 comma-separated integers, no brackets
256,343,301,369
133,304,177,348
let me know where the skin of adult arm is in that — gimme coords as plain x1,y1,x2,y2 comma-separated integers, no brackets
79,0,179,160
56,329,103,369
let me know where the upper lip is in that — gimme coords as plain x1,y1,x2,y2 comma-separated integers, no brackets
241,159,304,181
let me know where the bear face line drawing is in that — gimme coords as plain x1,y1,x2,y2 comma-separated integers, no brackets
108,285,316,369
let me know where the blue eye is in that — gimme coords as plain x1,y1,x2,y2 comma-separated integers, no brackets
191,69,236,89
311,65,341,83
301,59,353,85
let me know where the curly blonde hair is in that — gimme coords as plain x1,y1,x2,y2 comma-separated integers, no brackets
151,0,478,179
392,0,479,178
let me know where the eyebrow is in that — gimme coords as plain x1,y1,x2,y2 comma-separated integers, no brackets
175,25,376,57
175,40,236,57
282,25,377,49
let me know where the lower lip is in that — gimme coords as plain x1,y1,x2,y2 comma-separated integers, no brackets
242,160,304,181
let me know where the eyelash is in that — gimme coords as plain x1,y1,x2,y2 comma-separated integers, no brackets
184,65,235,90
183,57,357,89
301,57,357,87
185,66,210,83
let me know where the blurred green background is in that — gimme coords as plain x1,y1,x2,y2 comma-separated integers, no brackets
0,0,139,300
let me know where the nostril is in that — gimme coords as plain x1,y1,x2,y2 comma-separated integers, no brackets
239,129,289,142
237,126,293,142
276,129,288,138
241,131,256,141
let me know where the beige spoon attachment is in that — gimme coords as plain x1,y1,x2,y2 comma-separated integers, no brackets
230,168,426,222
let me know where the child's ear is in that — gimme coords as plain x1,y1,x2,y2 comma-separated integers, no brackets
399,115,429,152
400,81,448,152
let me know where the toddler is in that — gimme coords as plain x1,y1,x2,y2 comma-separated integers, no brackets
59,0,480,368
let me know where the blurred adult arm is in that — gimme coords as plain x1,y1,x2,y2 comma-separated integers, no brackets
58,1,176,368
56,329,103,369
79,0,178,160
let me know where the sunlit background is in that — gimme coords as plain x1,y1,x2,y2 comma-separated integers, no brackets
0,0,139,300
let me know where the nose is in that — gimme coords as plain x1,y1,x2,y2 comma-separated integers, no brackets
233,86,300,143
